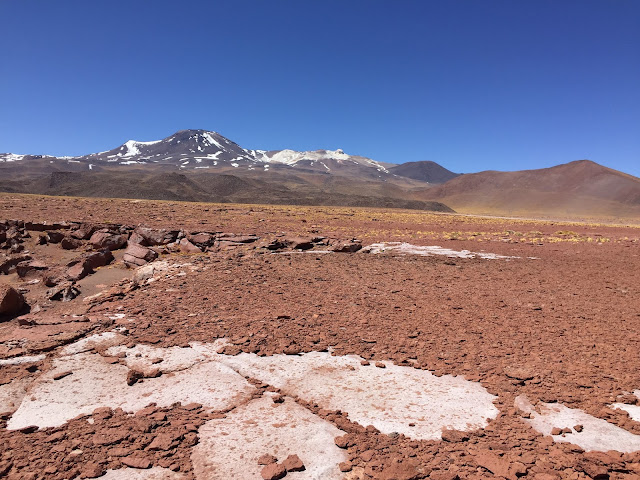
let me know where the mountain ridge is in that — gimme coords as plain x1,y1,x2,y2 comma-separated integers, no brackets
1,130,638,219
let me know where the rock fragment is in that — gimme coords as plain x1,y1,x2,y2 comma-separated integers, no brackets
261,463,287,480
124,244,159,267
330,241,362,253
0,285,26,318
90,231,128,251
282,454,305,472
178,238,202,254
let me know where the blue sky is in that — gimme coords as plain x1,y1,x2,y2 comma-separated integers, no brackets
1,1,638,176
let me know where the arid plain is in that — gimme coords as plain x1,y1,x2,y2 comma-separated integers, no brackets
1,193,640,480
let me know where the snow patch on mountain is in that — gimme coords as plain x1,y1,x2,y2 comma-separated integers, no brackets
0,154,26,163
120,139,162,157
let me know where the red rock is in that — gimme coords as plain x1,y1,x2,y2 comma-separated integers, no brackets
0,254,32,274
282,454,305,472
147,433,176,451
92,430,129,446
127,369,144,386
261,463,287,480
123,244,158,266
550,427,563,436
0,285,25,318
574,424,584,432
429,472,459,480
90,231,127,251
335,434,353,448
79,463,105,478
61,236,83,250
331,242,362,253
128,231,146,245
441,429,470,442
83,250,114,269
257,454,278,465
179,238,202,253
188,233,216,247
47,281,80,302
71,223,98,240
474,451,511,477
134,227,178,246
286,237,314,250
121,456,152,469
67,262,90,281
46,231,65,243
339,461,353,472
379,460,421,480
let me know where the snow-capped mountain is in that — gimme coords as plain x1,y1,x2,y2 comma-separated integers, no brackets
0,129,392,177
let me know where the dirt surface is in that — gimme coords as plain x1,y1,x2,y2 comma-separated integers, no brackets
1,193,640,480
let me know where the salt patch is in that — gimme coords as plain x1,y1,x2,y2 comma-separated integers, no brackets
61,331,126,356
7,340,499,441
363,242,518,260
107,339,229,373
218,351,499,440
192,393,347,480
101,467,187,479
611,390,640,421
515,395,640,453
0,354,45,365
7,352,255,430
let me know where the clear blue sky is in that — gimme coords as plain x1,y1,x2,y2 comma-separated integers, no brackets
1,1,638,176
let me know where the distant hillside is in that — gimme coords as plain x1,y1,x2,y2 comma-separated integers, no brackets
0,170,454,212
425,160,640,219
389,161,460,184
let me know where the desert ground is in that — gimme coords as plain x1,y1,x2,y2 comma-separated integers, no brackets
1,193,640,480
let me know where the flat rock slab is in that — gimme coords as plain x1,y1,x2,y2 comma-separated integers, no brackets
218,351,499,440
192,393,347,479
8,352,255,430
515,395,640,453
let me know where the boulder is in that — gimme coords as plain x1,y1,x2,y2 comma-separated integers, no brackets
66,250,114,281
67,263,89,281
89,231,127,251
123,244,158,267
0,285,26,318
331,242,362,253
179,238,202,254
133,227,179,246
16,260,48,279
61,236,83,250
83,250,114,270
70,223,98,240
46,231,65,243
47,281,80,302
0,254,31,275
128,231,146,245
286,237,314,250
267,240,289,251
187,233,216,247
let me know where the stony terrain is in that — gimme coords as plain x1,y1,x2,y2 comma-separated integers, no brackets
1,193,640,480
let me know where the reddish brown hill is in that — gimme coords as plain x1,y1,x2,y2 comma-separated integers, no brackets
424,160,640,220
